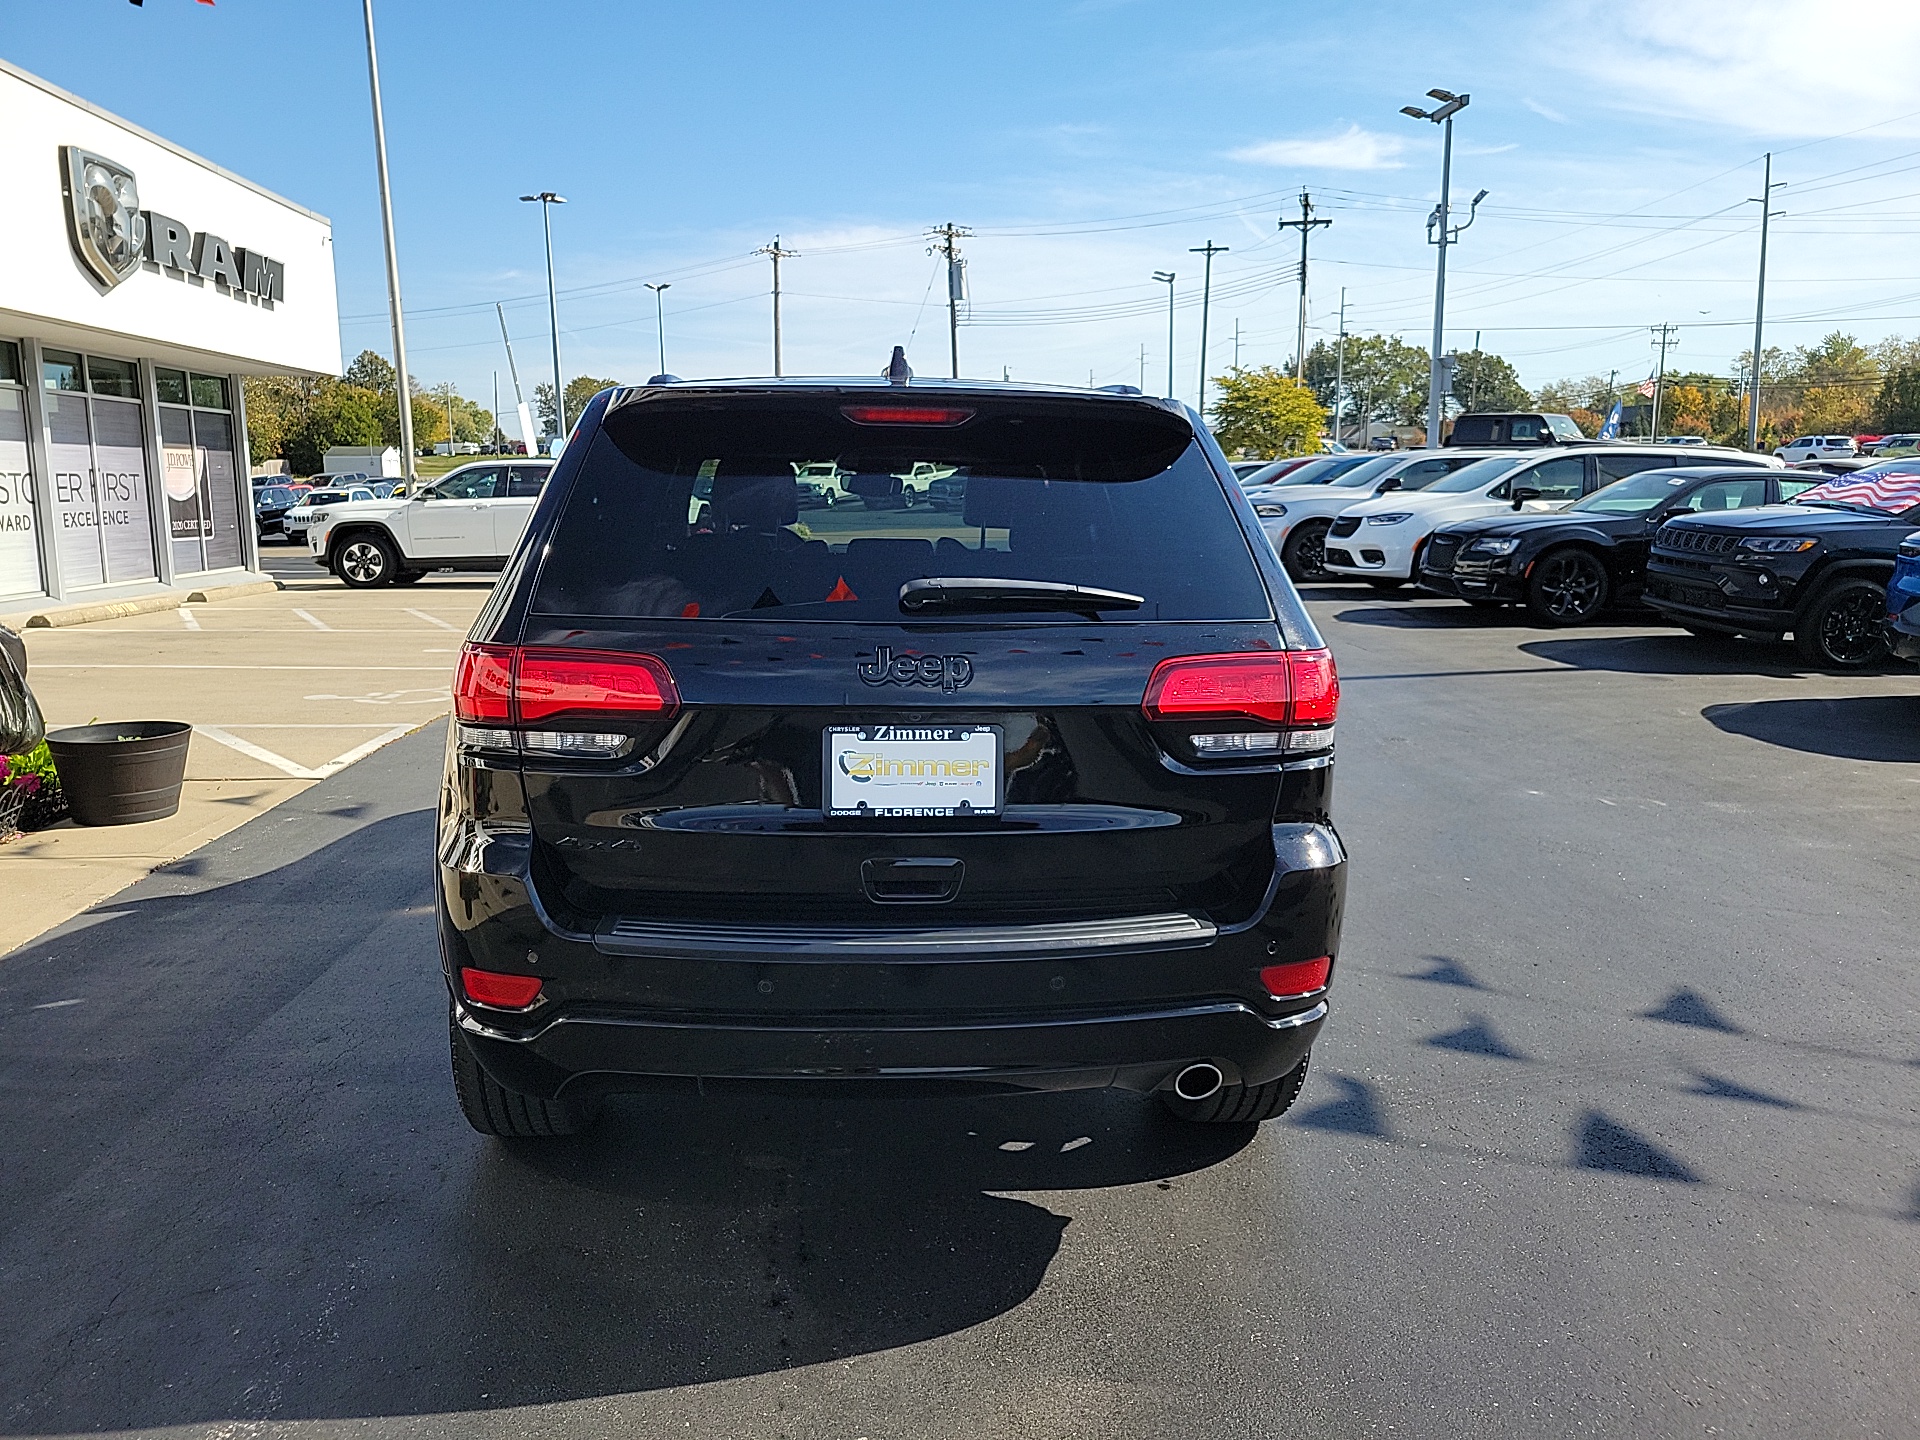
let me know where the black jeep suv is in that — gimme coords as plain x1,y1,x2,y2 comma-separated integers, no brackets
439,376,1345,1136
1644,465,1920,667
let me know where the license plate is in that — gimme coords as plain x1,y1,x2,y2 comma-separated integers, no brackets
824,725,1001,818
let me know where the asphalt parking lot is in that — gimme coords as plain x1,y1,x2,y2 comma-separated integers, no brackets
1,586,1916,1438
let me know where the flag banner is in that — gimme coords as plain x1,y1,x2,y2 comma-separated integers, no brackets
1637,379,1659,398
1792,471,1920,513
1596,402,1623,441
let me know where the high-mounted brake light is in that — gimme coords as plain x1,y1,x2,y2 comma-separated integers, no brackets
453,644,679,726
460,967,544,1010
1141,648,1339,728
839,404,976,426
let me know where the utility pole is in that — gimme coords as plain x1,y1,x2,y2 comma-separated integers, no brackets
1276,191,1331,383
1747,153,1785,451
1139,343,1147,392
1333,288,1348,447
441,382,456,456
928,224,971,379
1153,271,1176,400
1650,323,1678,437
492,370,500,450
1401,89,1485,448
1190,240,1229,414
645,282,670,377
360,0,416,481
755,236,798,376
1233,319,1242,370
1468,328,1481,411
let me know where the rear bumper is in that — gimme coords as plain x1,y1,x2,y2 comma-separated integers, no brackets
438,820,1345,1100
455,995,1326,1100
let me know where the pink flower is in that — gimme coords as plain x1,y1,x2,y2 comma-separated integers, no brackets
15,773,39,796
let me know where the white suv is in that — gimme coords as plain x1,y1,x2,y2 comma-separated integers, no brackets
1322,445,1776,588
306,460,554,587
1774,435,1856,463
1247,449,1504,580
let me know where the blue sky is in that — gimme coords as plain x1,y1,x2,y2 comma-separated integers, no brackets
7,0,1920,413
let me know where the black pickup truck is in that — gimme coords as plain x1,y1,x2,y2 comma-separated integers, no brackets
1643,465,1920,667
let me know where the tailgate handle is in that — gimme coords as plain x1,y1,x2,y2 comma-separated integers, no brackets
862,857,964,904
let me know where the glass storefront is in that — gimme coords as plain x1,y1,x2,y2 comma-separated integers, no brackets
0,340,43,600
43,347,156,589
156,367,243,575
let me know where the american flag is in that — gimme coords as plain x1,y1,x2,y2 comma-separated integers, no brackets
1637,379,1659,398
1793,470,1920,514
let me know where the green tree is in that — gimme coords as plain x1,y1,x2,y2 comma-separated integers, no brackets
535,375,624,437
1533,375,1616,414
343,349,397,393
1874,366,1920,431
1208,367,1327,457
1302,335,1428,438
1450,349,1529,412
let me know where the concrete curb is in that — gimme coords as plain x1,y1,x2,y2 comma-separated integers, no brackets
6,578,284,630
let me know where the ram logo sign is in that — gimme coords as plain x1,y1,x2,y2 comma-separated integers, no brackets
60,145,286,305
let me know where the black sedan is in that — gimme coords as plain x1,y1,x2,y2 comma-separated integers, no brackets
1419,466,1820,625
253,484,300,541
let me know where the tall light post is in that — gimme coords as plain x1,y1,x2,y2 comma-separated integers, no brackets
360,0,416,481
520,191,566,447
1400,90,1486,447
645,282,671,377
1153,271,1176,401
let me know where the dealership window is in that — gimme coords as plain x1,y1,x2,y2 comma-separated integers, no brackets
157,367,243,575
0,339,45,600
43,347,156,590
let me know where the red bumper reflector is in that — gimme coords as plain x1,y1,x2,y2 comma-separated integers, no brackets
460,967,544,1010
1260,956,1331,998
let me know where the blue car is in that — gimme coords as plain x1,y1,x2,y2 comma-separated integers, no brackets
1890,530,1920,663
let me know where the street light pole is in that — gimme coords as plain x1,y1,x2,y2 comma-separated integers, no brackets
1190,241,1228,414
520,191,567,448
645,282,671,377
1401,90,1485,449
360,0,416,481
1334,287,1348,447
1153,272,1176,401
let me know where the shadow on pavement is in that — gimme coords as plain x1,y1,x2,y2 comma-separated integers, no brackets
1333,604,1512,629
0,778,1251,1433
1518,632,1826,677
1702,696,1920,762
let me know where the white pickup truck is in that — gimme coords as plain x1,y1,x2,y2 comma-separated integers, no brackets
306,460,553,587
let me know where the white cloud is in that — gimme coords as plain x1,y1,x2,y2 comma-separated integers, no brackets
1549,0,1920,136
1524,98,1568,124
1229,124,1406,171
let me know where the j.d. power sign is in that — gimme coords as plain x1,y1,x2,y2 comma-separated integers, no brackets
62,145,285,304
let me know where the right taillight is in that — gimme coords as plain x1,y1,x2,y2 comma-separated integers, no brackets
1142,649,1338,756
454,644,680,756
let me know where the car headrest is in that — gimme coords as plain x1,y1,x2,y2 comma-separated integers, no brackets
711,473,798,531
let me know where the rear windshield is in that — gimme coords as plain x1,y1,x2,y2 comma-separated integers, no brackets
530,394,1273,623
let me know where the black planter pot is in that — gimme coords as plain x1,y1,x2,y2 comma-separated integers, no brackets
45,722,192,826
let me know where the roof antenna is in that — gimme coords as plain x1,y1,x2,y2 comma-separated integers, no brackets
884,346,913,385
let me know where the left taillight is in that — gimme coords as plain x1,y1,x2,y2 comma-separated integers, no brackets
454,644,679,757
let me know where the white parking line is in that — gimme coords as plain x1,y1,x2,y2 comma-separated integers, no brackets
178,607,200,630
405,608,460,632
292,609,333,631
196,723,418,780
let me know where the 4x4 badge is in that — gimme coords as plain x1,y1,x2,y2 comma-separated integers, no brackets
857,646,973,692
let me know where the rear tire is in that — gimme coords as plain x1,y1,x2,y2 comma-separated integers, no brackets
1792,577,1892,669
449,1010,599,1138
335,533,399,588
1280,521,1332,582
1159,1052,1310,1124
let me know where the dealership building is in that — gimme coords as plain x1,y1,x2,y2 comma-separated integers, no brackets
0,58,339,611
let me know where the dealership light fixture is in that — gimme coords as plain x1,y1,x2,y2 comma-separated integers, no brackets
520,192,567,445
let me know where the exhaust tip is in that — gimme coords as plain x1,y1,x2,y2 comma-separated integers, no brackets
1172,1062,1224,1101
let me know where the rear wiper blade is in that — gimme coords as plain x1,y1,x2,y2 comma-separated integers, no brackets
899,577,1144,618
